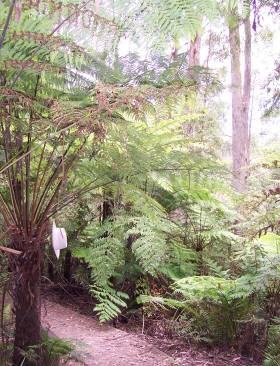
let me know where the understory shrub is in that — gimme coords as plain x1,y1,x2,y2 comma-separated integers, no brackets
139,275,253,345
0,327,80,366
263,318,280,366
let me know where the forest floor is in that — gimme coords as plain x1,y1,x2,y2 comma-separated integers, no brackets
41,287,261,366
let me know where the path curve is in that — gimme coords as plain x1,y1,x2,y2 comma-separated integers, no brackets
41,300,172,366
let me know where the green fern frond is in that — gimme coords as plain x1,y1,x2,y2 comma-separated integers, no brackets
91,283,129,322
84,235,125,284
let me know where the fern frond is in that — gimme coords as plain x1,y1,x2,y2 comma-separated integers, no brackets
91,283,129,322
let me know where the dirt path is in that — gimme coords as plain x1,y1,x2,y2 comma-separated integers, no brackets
41,300,173,366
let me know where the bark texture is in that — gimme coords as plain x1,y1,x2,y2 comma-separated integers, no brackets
189,33,201,67
229,13,251,192
11,244,43,366
183,33,202,138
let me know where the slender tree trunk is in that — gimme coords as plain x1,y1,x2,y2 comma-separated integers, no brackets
183,33,202,137
11,243,43,366
229,20,245,191
0,70,6,86
14,0,23,24
102,195,114,224
64,249,72,282
229,11,251,192
189,33,201,67
243,14,252,161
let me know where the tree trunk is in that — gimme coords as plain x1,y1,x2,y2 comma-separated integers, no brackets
63,249,72,282
189,33,201,67
183,33,202,137
11,245,42,366
229,12,251,192
243,14,252,163
102,197,114,224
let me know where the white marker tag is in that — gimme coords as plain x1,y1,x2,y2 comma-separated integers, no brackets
52,221,67,259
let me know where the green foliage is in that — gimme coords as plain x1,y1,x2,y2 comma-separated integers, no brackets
174,276,239,299
174,276,253,343
40,331,77,366
237,239,280,304
2,0,275,361
264,318,280,366
126,216,170,274
91,283,129,322
259,233,280,255
153,171,237,280
19,330,78,366
0,304,13,366
71,209,174,320
68,97,232,322
111,0,217,49
2,0,220,360
139,274,253,344
74,210,171,281
158,240,199,280
263,64,280,117
1,326,78,366
0,255,9,285
0,342,13,366
221,0,250,24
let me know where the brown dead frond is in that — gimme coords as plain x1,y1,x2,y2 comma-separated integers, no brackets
3,60,65,73
0,88,35,107
9,31,85,53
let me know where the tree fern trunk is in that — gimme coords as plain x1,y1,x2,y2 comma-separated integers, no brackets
11,245,42,366
102,197,114,224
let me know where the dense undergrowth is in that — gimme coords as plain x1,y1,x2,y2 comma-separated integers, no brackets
1,126,280,362
0,0,280,365
3,150,280,364
37,146,280,365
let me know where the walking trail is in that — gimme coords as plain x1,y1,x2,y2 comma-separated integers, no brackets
41,300,172,366
41,299,260,366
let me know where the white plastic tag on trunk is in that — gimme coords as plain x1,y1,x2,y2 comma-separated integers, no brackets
52,221,67,259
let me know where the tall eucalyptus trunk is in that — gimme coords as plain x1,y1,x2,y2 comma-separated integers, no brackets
183,32,202,137
229,11,251,192
189,33,201,67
